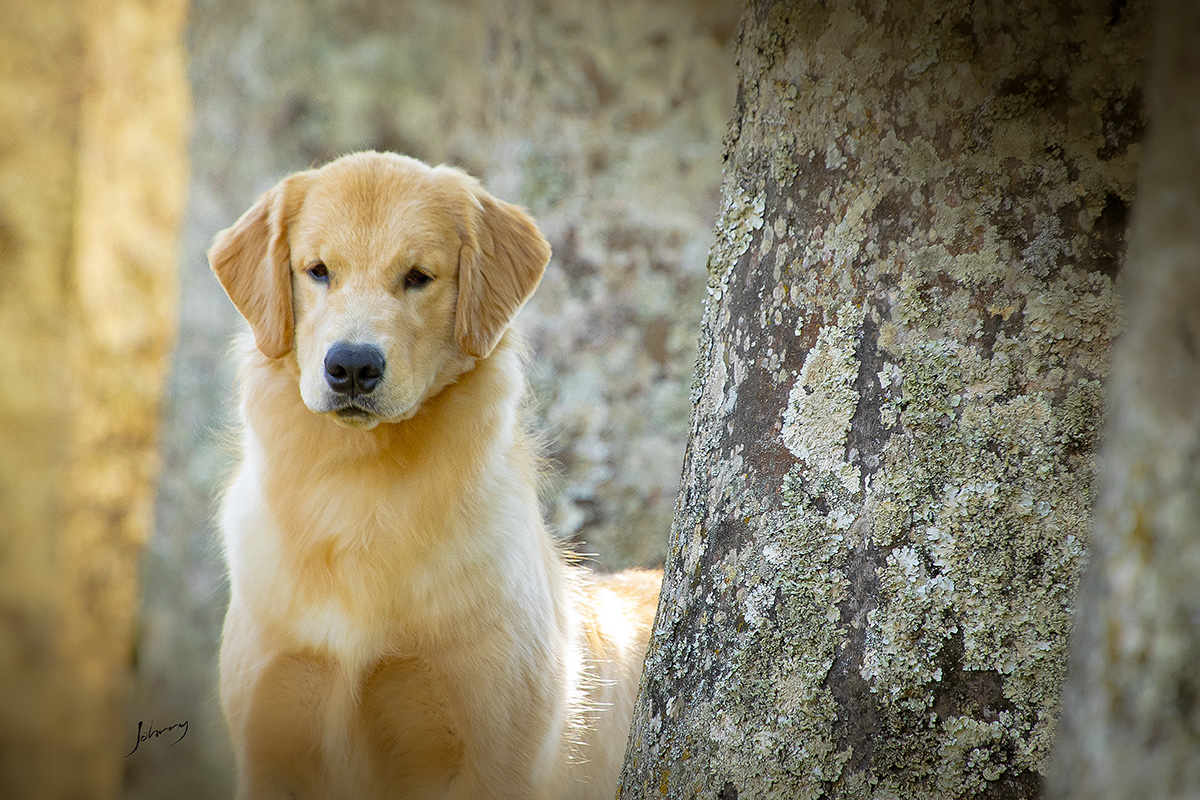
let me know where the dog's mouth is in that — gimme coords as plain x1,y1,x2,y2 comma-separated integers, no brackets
325,398,383,429
311,388,424,429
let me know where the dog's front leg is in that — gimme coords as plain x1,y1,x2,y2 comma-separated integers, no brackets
438,635,562,800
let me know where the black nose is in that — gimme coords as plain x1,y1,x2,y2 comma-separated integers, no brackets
324,342,386,396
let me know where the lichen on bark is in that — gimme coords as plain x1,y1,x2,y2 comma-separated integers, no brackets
620,0,1147,797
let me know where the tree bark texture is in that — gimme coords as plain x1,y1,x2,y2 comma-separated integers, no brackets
620,1,1146,797
0,1,189,797
1047,0,1200,795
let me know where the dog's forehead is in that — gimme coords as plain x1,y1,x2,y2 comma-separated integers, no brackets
293,158,469,261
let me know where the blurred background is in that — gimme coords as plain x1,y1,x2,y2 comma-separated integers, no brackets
0,0,738,797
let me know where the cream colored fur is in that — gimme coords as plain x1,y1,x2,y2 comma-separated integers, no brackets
211,152,660,799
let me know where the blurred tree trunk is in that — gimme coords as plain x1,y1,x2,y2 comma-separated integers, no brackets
619,1,1146,797
1047,0,1200,795
0,0,188,798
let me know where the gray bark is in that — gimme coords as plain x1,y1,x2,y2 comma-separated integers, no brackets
619,1,1147,797
1048,0,1200,795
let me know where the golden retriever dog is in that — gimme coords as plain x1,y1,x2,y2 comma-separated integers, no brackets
209,151,661,799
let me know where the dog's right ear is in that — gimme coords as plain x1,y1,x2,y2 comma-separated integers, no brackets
209,175,308,359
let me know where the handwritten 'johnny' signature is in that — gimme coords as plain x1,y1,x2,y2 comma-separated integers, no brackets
126,719,188,757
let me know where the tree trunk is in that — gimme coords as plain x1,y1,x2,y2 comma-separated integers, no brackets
1047,0,1200,795
619,1,1147,797
0,1,188,797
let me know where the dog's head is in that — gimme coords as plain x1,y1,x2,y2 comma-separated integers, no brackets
209,152,550,430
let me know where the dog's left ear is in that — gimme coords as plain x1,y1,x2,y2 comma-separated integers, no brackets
209,174,309,359
455,190,551,359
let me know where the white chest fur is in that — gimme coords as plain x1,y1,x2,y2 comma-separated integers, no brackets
220,447,384,665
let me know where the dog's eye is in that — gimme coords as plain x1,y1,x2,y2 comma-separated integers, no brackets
307,263,330,284
404,268,433,290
